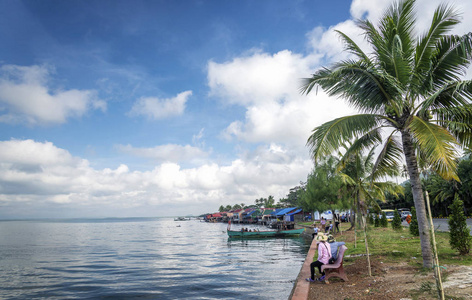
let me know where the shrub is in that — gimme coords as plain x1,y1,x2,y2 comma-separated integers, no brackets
392,209,402,230
374,215,380,227
409,206,419,236
380,211,388,227
448,196,472,255
368,213,374,225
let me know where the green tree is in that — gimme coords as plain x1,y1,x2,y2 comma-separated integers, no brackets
368,213,374,225
218,205,225,212
457,155,472,215
380,211,388,228
374,215,380,227
302,0,472,267
255,198,264,208
264,196,275,208
225,205,232,211
410,206,419,236
392,209,402,230
232,204,242,210
300,156,346,233
448,195,472,254
338,146,403,229
280,182,306,207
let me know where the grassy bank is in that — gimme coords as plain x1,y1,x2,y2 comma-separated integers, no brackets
301,221,472,266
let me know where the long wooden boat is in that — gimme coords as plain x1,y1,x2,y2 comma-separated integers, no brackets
227,228,305,238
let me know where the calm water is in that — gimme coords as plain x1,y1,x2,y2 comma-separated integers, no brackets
0,218,310,299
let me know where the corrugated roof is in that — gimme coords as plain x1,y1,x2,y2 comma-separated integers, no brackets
275,207,298,216
287,208,302,216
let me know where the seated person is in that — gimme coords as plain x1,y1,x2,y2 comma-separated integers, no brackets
327,235,345,260
306,234,332,282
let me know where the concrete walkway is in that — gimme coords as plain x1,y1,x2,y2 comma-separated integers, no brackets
290,236,316,300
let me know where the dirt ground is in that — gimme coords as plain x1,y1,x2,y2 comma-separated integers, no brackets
306,231,472,300
307,259,472,300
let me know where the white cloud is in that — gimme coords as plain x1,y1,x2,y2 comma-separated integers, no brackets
0,139,311,218
128,90,191,120
115,143,210,164
0,65,106,125
306,20,366,62
208,50,310,106
208,49,356,149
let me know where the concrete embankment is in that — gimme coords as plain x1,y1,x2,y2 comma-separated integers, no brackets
289,226,315,300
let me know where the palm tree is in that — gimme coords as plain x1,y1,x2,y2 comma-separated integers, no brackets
338,146,404,228
265,195,275,208
301,0,472,268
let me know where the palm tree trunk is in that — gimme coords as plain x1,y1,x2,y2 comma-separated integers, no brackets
362,215,372,277
331,208,336,234
401,130,434,268
347,210,355,230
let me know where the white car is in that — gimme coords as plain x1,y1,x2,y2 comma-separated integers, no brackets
401,211,411,221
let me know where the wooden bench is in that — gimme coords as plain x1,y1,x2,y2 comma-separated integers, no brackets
321,244,348,283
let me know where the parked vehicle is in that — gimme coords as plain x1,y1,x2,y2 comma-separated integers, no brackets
381,209,395,222
401,210,411,221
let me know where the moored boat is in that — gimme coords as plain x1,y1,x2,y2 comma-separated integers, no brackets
227,228,305,238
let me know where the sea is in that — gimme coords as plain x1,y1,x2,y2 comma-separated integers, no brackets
0,218,311,300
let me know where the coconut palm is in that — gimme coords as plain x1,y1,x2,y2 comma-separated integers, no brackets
301,0,472,268
338,146,404,229
338,146,403,276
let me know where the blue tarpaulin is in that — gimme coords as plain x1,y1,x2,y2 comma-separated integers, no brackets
275,207,298,216
286,208,302,216
245,211,255,216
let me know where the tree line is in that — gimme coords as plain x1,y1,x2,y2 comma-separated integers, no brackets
217,187,304,212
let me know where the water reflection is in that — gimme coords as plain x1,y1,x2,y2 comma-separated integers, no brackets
0,218,310,299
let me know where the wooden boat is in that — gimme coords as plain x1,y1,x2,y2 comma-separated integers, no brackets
227,228,305,238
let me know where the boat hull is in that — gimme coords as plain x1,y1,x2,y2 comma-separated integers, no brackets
227,228,305,238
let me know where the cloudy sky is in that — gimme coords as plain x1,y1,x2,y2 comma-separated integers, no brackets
1,0,471,219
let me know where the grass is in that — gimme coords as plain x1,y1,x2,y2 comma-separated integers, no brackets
299,221,314,226
321,222,472,266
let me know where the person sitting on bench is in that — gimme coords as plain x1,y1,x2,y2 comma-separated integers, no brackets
306,234,332,282
327,235,345,260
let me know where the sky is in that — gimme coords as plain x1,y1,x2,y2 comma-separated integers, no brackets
1,0,471,219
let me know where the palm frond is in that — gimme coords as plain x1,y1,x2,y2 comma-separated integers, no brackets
357,19,384,57
301,60,402,113
409,116,460,180
371,133,403,180
419,80,472,116
414,2,461,81
377,0,415,84
307,114,383,162
335,30,371,63
371,181,405,198
427,33,472,89
433,104,472,149
337,128,383,170
339,172,356,186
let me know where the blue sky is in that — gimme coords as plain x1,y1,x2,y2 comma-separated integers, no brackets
1,0,471,218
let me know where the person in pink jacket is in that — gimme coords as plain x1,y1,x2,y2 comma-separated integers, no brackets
306,234,332,282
